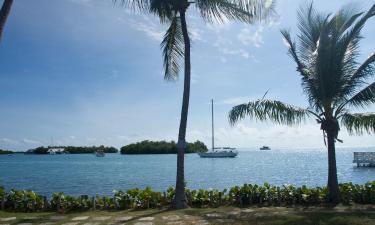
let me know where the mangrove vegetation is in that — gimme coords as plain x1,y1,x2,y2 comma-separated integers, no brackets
120,140,207,154
28,146,118,154
0,149,13,154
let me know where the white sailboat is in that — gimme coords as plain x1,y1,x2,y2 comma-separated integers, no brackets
198,99,238,158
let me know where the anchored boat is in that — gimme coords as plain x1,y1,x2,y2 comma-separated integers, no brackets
95,149,105,157
198,99,238,158
260,146,271,150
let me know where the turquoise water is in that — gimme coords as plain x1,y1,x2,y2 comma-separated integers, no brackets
1,148,375,196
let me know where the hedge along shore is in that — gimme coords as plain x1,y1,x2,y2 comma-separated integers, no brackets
2,182,375,213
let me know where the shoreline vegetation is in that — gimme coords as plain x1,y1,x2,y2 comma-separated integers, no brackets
19,140,207,155
27,146,118,154
1,181,375,213
0,149,13,154
120,140,208,154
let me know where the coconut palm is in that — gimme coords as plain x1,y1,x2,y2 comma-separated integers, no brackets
229,3,375,203
115,0,275,208
0,0,14,42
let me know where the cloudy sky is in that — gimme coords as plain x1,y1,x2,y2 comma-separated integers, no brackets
0,0,374,151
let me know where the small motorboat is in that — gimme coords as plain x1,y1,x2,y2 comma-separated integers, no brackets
260,146,271,150
95,149,105,157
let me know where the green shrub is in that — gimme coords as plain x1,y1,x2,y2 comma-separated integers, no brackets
2,182,375,212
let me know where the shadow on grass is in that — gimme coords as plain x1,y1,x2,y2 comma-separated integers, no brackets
115,208,170,223
180,207,375,225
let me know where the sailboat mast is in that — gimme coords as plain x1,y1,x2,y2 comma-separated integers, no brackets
211,99,214,151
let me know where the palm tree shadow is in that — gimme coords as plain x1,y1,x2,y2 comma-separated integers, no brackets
116,208,171,223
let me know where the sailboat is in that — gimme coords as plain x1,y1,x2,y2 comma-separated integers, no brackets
198,99,238,158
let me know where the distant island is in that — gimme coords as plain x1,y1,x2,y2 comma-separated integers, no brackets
120,140,208,154
0,149,13,154
27,145,119,154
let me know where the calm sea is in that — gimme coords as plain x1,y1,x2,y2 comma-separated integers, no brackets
1,148,375,196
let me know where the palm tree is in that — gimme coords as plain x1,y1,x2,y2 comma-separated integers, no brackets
0,0,14,42
116,0,275,208
229,3,375,203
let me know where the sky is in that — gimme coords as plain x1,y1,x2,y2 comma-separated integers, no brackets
0,0,374,151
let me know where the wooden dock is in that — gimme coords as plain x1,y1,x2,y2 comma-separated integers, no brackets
353,152,375,167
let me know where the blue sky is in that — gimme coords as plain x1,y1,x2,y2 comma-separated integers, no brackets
0,0,374,151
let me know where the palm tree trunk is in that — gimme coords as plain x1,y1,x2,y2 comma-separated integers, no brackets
326,130,340,203
172,9,190,209
0,0,13,42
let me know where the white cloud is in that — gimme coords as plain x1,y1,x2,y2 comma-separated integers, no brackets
218,96,255,105
221,48,252,59
214,36,253,59
133,21,164,41
21,138,42,145
206,21,232,33
187,123,375,149
68,0,92,5
189,27,204,41
116,15,164,42
237,26,264,48
0,138,19,145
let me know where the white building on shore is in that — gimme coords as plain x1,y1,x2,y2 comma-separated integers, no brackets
47,148,65,154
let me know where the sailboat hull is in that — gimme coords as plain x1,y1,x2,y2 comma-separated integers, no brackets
198,151,238,158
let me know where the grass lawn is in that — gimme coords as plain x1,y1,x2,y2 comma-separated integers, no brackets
1,205,375,224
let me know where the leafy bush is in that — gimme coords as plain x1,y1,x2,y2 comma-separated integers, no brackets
1,182,375,212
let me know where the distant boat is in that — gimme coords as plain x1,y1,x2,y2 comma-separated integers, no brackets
260,146,271,150
95,149,105,157
198,99,238,158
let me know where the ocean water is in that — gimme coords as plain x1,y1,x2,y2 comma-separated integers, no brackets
1,148,375,196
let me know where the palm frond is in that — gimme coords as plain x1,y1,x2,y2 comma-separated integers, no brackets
228,99,310,126
160,15,184,80
149,0,174,23
195,0,275,24
345,82,375,108
281,2,375,114
341,4,375,83
281,29,322,112
351,52,375,82
113,0,150,12
330,4,375,104
341,112,375,134
280,29,308,77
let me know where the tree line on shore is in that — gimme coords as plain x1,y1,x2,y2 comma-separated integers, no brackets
0,149,13,154
23,140,207,154
120,140,208,154
28,146,118,154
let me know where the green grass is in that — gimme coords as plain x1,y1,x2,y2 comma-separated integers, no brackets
1,205,375,224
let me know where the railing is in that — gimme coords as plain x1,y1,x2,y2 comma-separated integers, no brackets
353,152,375,166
